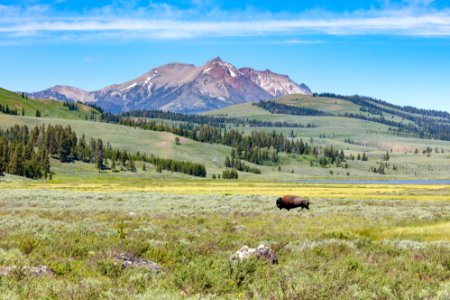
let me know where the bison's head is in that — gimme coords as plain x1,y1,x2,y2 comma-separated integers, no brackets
276,197,283,209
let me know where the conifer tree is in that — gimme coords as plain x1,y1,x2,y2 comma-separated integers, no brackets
97,139,104,171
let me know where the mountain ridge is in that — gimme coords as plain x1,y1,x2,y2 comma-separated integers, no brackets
26,57,311,114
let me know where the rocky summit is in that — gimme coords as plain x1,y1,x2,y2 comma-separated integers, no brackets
27,57,311,114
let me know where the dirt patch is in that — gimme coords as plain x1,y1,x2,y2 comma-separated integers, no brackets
155,141,169,148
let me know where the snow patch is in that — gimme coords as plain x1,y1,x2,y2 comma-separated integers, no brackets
145,71,158,85
124,82,137,90
204,61,240,77
229,68,238,77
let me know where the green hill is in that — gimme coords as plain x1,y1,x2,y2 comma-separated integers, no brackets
207,93,450,141
276,94,362,114
0,87,101,120
274,93,450,122
1,86,449,181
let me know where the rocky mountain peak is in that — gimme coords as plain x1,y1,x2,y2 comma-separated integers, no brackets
207,56,224,64
27,57,311,114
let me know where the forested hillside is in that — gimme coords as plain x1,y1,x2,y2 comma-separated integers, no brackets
0,125,206,179
254,94,450,141
1,86,449,181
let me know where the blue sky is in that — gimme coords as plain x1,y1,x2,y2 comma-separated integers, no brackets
1,0,450,112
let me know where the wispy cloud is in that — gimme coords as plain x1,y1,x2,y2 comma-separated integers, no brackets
2,1,450,43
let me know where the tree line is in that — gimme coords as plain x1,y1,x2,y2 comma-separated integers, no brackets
0,124,206,179
224,149,261,174
317,93,450,120
253,94,450,141
101,109,314,129
100,113,352,169
0,104,19,116
254,101,330,116
63,102,79,111
318,93,450,141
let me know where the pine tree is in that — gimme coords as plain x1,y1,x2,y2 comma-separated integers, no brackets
384,151,390,161
8,143,23,176
0,140,5,176
224,156,231,167
128,159,136,172
96,139,104,171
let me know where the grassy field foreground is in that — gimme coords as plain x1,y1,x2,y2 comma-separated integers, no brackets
0,181,449,299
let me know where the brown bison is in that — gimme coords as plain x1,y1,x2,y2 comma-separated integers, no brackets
276,195,310,210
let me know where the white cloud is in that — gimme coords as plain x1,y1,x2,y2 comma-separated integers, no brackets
2,2,450,43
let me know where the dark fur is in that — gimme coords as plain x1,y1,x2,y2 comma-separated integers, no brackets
276,195,310,210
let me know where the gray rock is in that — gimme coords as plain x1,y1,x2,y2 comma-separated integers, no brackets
0,265,53,277
114,253,162,273
232,245,278,264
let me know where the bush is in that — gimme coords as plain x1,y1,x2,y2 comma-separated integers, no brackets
97,260,123,278
222,169,238,179
50,261,73,276
19,236,39,255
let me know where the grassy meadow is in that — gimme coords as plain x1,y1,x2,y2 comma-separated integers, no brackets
0,178,449,299
1,113,449,180
1,92,450,299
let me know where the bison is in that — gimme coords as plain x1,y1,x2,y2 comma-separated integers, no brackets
276,195,310,210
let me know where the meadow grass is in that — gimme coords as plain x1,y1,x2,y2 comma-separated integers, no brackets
2,110,450,180
275,94,362,114
0,181,449,299
0,88,99,120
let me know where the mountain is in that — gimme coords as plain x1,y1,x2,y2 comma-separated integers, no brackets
26,57,311,114
0,87,101,120
29,85,91,103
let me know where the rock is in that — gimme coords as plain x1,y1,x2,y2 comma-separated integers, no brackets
232,245,278,264
113,253,162,273
0,265,53,277
234,225,247,232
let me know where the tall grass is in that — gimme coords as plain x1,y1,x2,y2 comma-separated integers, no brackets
0,188,449,299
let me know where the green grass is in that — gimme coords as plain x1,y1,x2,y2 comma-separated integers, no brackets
276,94,362,114
2,112,450,180
1,92,450,298
0,186,449,299
1,85,449,180
0,114,231,174
203,102,272,117
0,87,100,120
274,94,436,123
